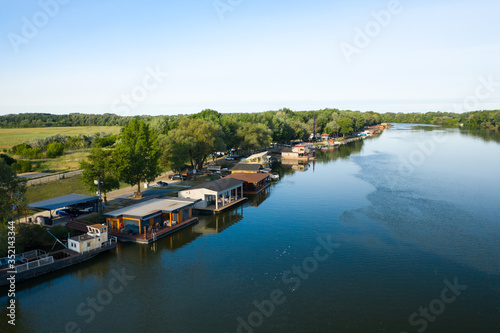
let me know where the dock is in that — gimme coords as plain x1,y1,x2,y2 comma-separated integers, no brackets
194,197,248,214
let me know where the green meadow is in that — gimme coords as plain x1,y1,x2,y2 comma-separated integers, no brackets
0,126,122,150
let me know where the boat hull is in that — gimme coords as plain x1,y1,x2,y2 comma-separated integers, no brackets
0,243,117,287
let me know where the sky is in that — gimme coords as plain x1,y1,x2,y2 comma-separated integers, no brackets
1,0,499,116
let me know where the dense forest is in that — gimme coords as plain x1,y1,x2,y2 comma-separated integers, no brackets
1,109,499,131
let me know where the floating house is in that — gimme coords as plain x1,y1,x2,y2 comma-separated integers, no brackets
178,178,246,213
281,145,312,161
230,163,262,174
241,151,269,165
223,172,271,195
103,198,198,241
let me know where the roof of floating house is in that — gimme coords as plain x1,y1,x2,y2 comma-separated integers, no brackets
28,194,99,211
281,148,294,153
187,178,244,192
242,151,268,162
230,163,262,172
224,173,271,184
103,198,197,219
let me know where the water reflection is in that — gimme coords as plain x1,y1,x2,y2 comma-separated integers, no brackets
459,128,500,143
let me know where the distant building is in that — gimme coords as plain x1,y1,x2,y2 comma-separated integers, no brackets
281,145,312,160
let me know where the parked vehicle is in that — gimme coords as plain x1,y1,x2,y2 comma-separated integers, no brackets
156,181,169,187
169,174,187,181
225,156,235,161
56,208,79,217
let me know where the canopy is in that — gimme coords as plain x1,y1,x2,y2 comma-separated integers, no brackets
28,194,99,211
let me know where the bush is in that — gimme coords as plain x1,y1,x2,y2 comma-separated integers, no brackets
0,153,16,166
13,160,32,173
45,141,65,158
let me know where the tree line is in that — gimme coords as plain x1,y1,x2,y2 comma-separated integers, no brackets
2,109,499,131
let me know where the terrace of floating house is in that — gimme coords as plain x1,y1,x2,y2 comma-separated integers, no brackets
178,178,245,212
103,198,196,235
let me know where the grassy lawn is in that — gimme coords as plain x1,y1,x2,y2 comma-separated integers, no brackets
25,175,94,204
0,126,122,150
25,175,130,204
38,149,91,172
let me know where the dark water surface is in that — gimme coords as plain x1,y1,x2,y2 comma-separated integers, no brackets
2,124,500,333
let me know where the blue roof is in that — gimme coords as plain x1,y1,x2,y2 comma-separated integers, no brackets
28,194,99,210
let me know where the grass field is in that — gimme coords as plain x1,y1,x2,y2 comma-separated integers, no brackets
39,150,92,172
25,175,94,204
25,175,130,204
0,126,122,150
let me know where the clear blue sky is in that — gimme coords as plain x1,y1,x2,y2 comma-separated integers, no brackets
1,0,499,116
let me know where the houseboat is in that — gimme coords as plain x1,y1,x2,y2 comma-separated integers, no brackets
0,224,117,286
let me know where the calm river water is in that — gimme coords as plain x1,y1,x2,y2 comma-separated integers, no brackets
2,124,500,333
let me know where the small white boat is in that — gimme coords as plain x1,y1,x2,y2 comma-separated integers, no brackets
271,173,280,181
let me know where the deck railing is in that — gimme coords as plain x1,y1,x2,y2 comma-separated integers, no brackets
15,256,54,273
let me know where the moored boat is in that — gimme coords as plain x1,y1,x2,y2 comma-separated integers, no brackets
0,224,117,287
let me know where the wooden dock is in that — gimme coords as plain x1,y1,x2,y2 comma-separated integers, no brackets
195,197,248,214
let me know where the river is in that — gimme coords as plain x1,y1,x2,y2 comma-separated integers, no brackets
1,123,499,333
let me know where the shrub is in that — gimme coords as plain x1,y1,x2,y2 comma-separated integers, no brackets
45,141,65,158
0,153,16,166
13,160,32,173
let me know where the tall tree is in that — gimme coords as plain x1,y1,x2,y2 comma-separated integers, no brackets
237,123,272,152
80,148,120,203
158,129,191,176
113,119,161,196
0,158,26,226
173,118,225,170
338,118,353,138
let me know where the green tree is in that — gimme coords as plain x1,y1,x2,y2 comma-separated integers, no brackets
45,141,65,158
113,119,161,196
80,148,120,203
170,118,226,170
0,158,26,227
325,120,340,137
158,129,191,175
237,123,272,152
338,118,353,138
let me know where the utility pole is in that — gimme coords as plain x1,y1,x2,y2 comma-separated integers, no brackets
94,178,102,212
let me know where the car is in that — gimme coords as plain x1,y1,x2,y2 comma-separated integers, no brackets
169,174,187,181
56,208,79,217
225,156,235,161
156,181,169,187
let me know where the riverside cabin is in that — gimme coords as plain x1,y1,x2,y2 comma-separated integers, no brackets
223,172,271,195
103,198,197,235
178,178,246,213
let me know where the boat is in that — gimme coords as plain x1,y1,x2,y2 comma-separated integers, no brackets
0,224,117,287
271,173,280,181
